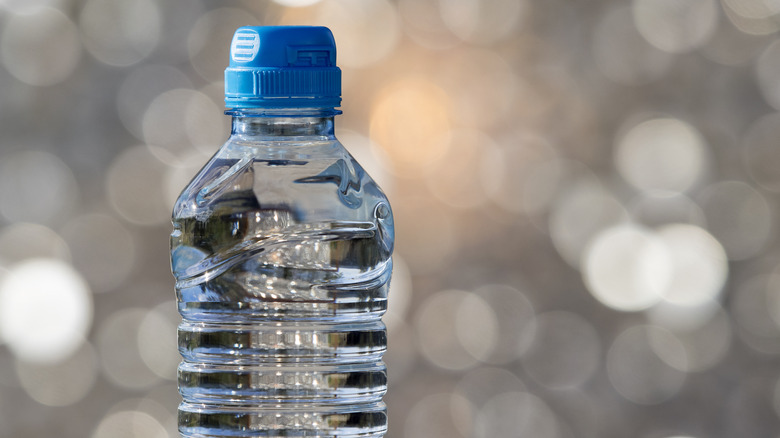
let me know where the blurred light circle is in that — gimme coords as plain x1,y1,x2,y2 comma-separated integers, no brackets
274,3,320,26
723,0,780,19
104,397,175,436
140,397,178,438
199,81,226,108
632,0,718,53
15,343,98,406
489,133,563,216
549,177,629,269
152,0,206,66
607,325,687,405
732,274,780,353
455,367,526,409
651,306,732,372
383,319,417,386
0,258,92,363
415,290,480,371
743,113,780,191
476,391,560,438
79,0,161,67
0,0,59,14
655,224,727,307
702,14,769,66
426,129,500,210
757,41,780,110
138,302,179,380
61,213,135,293
698,181,772,260
646,298,721,331
369,77,452,178
117,65,192,141
97,308,162,389
142,88,226,164
0,7,81,86
337,129,395,195
383,255,412,333
188,8,256,81
314,0,400,68
185,90,230,157
520,311,600,389
107,146,171,226
615,118,708,193
92,410,168,438
437,0,529,45
0,222,70,265
393,196,455,273
140,89,195,162
273,0,321,6
628,192,706,228
0,150,78,224
592,5,674,85
439,50,518,128
583,224,671,312
398,0,458,49
473,284,536,364
722,2,780,35
456,293,499,363
404,393,473,438
163,152,211,215
643,324,690,373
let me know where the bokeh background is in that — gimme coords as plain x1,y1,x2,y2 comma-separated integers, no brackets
1,0,780,436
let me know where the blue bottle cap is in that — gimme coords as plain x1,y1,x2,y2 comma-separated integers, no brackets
224,26,341,109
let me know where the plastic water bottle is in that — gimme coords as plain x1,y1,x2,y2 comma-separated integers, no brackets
170,26,394,437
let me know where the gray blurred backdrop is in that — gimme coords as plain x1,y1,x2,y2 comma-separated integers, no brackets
1,0,779,437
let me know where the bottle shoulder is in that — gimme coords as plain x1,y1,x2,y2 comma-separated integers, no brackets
172,136,393,225
170,135,395,288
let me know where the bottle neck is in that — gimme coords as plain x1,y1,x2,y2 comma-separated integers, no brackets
227,107,338,140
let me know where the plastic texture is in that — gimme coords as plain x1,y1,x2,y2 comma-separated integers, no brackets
225,26,342,109
172,26,393,438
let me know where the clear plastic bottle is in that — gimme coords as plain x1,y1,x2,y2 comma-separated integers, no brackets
170,26,394,437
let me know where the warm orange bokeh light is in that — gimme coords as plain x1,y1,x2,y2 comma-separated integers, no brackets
369,77,452,178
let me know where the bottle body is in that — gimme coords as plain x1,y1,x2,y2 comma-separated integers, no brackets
171,114,393,437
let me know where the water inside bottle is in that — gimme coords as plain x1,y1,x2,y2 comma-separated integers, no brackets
171,148,393,437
